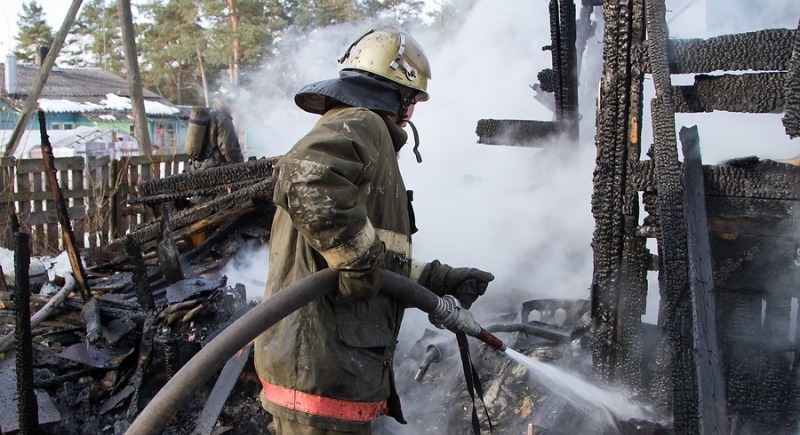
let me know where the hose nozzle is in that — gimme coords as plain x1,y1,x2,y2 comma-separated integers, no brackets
429,295,507,351
414,344,442,382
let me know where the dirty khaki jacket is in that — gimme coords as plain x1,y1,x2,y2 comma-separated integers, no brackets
254,106,414,431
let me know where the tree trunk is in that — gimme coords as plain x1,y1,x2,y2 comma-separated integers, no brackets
228,0,240,85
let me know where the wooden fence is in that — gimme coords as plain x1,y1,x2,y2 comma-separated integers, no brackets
0,154,189,259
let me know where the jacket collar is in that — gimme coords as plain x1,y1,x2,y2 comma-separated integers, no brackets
382,116,408,152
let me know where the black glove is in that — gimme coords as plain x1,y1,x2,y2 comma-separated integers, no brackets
336,238,386,303
418,260,494,309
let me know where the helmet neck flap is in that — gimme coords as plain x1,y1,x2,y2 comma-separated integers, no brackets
294,70,403,116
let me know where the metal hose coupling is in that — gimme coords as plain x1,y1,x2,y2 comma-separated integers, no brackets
429,295,481,335
428,295,507,351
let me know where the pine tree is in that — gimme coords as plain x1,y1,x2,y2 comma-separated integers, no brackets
139,0,208,105
14,0,55,63
65,0,124,71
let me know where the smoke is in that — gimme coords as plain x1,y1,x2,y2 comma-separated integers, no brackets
215,0,800,431
227,0,599,313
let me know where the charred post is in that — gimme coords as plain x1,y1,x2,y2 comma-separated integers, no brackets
38,110,91,301
14,231,39,434
549,0,579,139
590,0,649,398
645,0,698,431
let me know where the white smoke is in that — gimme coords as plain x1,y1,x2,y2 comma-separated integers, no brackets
216,0,799,431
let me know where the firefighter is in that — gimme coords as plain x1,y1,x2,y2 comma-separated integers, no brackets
186,83,245,173
254,26,495,434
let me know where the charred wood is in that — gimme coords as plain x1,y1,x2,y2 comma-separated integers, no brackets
629,158,800,200
549,0,579,138
14,231,40,434
109,178,275,252
646,0,698,430
475,119,560,145
125,235,155,311
783,18,800,138
136,157,279,199
155,204,184,284
81,298,102,344
39,111,91,302
643,29,795,74
673,73,786,113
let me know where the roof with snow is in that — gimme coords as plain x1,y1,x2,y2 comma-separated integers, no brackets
0,62,184,119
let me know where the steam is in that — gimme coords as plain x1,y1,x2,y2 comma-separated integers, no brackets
215,0,799,431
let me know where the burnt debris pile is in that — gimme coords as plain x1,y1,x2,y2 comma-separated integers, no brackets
1,157,283,434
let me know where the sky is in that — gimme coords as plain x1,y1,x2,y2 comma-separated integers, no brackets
1,0,73,55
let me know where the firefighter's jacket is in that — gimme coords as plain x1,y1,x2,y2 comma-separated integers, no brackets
254,106,414,431
190,110,244,172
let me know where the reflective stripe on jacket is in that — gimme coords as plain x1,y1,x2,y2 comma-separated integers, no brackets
260,379,388,422
254,106,413,432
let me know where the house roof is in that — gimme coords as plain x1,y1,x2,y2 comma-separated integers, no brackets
0,62,185,120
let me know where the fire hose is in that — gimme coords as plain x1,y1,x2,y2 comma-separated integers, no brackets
124,269,506,435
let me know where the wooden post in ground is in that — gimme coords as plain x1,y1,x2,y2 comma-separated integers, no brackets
38,110,91,301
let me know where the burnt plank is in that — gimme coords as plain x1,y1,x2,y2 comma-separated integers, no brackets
645,0,698,430
673,73,785,113
644,29,795,74
475,119,559,146
680,126,729,434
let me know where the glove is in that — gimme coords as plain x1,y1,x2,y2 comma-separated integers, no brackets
336,238,386,303
418,260,495,309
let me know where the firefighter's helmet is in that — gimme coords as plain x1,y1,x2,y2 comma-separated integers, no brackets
338,26,431,101
213,82,249,109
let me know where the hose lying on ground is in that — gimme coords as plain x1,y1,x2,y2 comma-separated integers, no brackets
125,269,442,435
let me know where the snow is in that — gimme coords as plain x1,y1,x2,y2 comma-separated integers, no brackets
37,93,180,116
1,247,77,286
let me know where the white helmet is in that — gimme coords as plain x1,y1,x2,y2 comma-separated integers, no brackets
338,26,431,101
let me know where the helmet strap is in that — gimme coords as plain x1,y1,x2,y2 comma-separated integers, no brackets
408,120,422,163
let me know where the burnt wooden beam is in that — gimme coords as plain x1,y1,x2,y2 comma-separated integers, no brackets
783,18,800,138
680,126,729,434
480,0,580,147
673,73,786,113
549,0,579,140
109,178,274,252
645,0,698,431
629,158,800,201
475,119,560,146
590,0,648,398
643,29,795,74
137,157,279,198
